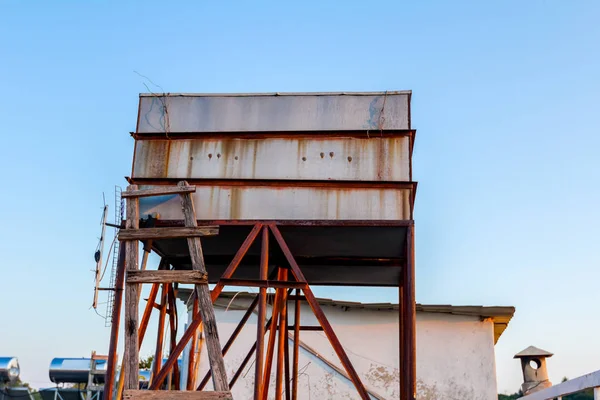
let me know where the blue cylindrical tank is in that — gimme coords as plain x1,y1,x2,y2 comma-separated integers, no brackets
49,358,106,384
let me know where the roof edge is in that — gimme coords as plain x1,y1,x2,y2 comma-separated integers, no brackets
139,91,412,98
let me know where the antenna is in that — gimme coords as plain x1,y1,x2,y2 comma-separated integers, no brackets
90,187,124,327
92,201,109,309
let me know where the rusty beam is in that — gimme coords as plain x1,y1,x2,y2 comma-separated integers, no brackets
269,224,370,400
255,226,269,400
149,223,262,390
292,289,300,400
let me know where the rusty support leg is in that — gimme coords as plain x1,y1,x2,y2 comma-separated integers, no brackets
291,289,300,400
403,224,416,400
167,284,180,390
269,225,370,400
123,185,140,390
276,270,289,400
255,226,269,400
262,269,284,400
151,223,263,389
284,289,291,400
104,245,126,400
186,296,199,390
152,284,168,382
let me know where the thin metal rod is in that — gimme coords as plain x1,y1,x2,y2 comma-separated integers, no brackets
255,226,269,400
262,269,284,400
152,284,168,382
186,296,199,390
229,316,274,389
276,270,289,400
283,285,291,400
292,289,300,400
197,294,261,391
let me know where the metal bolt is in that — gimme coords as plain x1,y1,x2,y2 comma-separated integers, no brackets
302,157,307,161
329,152,334,158
348,156,352,162
320,152,324,158
217,153,221,158
190,156,194,160
234,156,238,160
208,153,213,159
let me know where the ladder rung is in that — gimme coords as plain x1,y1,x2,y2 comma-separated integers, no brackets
118,226,218,241
121,186,196,198
124,390,233,400
127,270,208,284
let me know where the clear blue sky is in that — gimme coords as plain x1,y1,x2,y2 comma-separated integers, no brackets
1,0,599,395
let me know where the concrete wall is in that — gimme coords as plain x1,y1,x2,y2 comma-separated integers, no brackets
181,298,498,400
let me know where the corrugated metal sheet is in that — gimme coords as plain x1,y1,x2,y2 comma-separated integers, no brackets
136,92,410,133
132,137,411,181
138,185,412,220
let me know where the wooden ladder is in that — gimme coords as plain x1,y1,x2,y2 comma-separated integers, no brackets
120,181,232,400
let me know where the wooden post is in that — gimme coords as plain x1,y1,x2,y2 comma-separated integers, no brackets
255,226,269,400
105,245,126,400
291,289,300,400
275,270,289,400
115,240,160,400
178,181,229,392
123,185,140,390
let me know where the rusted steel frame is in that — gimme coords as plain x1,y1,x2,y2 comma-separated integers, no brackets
219,278,306,289
197,294,261,391
228,314,275,390
402,224,416,400
104,245,126,400
269,224,371,400
186,296,199,390
138,283,160,348
166,284,181,390
130,178,417,191
261,269,285,400
283,287,291,400
149,223,262,389
133,129,416,141
152,284,168,381
255,226,269,400
156,219,414,228
398,282,406,400
292,289,300,400
138,258,167,345
275,270,289,400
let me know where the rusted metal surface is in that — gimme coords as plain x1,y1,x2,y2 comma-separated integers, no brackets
132,137,411,181
136,92,411,133
137,185,413,221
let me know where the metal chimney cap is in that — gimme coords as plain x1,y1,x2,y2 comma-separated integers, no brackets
514,346,554,359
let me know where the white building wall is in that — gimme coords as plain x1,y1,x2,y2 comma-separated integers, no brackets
182,298,498,400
